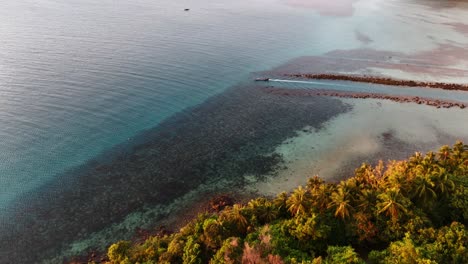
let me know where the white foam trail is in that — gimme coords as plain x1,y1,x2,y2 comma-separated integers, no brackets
268,79,353,88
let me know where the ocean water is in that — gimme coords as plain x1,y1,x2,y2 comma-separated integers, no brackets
0,0,325,210
1,0,468,262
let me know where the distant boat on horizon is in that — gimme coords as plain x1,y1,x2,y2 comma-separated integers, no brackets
255,78,270,81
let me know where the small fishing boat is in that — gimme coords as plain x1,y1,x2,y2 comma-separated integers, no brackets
255,78,270,81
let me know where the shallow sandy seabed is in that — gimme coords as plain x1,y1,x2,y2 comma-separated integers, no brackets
250,98,468,195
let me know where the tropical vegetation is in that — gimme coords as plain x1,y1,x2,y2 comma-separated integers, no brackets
103,142,467,263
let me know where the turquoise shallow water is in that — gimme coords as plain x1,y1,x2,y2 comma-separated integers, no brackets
1,0,468,262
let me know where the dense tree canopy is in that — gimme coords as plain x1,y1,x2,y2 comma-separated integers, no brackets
102,142,467,264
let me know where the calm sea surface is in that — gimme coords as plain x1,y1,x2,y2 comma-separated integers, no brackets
0,0,324,209
1,0,468,262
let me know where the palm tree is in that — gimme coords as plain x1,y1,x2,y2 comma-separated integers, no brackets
354,163,379,188
449,142,468,176
357,189,378,214
307,175,324,192
384,163,412,195
430,168,455,196
408,152,423,167
247,198,267,212
273,192,288,208
438,145,451,166
415,152,436,174
258,202,277,223
273,191,289,217
221,204,248,232
313,184,333,212
377,188,409,223
247,198,277,223
445,141,467,167
286,186,311,216
329,186,353,220
412,175,437,204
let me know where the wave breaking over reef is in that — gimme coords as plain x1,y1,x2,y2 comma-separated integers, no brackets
0,84,349,263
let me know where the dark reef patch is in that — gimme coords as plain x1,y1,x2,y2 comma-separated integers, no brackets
261,86,467,109
0,84,349,263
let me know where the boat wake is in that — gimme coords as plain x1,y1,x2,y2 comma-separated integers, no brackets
268,78,353,88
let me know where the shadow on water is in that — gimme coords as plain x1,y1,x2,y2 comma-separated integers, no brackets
0,83,350,263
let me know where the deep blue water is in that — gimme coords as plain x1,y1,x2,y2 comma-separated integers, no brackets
0,0,331,210
3,0,468,212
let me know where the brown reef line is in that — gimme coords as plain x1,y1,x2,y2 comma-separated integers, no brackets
287,73,468,92
261,87,466,109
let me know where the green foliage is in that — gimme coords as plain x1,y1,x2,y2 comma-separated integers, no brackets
367,249,390,264
202,218,223,249
324,246,365,264
329,184,354,220
287,186,312,216
247,197,279,224
104,142,468,264
416,222,468,263
286,214,329,240
369,222,468,264
210,237,243,264
220,204,249,235
107,241,131,263
182,236,202,264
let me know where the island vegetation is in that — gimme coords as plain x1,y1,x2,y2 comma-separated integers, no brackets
101,142,467,264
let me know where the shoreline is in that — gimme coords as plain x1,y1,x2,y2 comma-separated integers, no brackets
246,97,468,196
69,191,257,263
287,73,468,92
